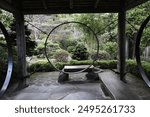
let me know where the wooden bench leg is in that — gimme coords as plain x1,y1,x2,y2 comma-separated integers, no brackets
58,72,69,83
85,72,99,81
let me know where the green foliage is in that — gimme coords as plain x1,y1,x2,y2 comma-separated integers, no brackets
97,60,117,69
143,62,150,78
0,46,7,83
74,1,150,58
72,44,89,60
55,62,68,70
54,49,69,62
0,37,7,62
59,39,77,50
126,60,150,78
75,13,118,42
69,60,117,69
35,44,45,58
69,60,92,65
28,60,67,72
9,21,37,57
28,60,55,72
101,13,118,41
126,1,150,50
26,37,37,56
102,42,118,59
36,42,60,58
28,59,150,79
0,37,18,86
75,14,106,49
90,50,110,60
67,46,75,53
0,10,13,27
75,14,105,34
126,60,139,77
28,59,118,73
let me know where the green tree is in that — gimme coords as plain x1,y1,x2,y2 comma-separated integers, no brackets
9,21,37,57
75,14,106,49
0,10,13,28
126,1,150,51
72,44,89,60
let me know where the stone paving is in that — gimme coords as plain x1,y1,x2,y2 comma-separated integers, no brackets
5,72,109,100
3,70,150,100
125,73,150,99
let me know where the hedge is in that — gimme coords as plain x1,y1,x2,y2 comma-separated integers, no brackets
27,59,150,78
28,60,55,72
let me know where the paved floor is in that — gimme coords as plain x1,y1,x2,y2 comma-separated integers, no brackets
3,70,150,100
125,73,150,99
5,72,109,100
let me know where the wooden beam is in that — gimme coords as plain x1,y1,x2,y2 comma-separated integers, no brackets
0,0,15,12
41,0,47,9
126,0,149,10
23,7,119,14
118,0,126,81
70,0,73,9
13,11,27,87
94,0,100,9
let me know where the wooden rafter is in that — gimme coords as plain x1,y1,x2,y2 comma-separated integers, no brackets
126,0,149,10
23,7,119,15
0,0,148,14
94,0,100,9
70,0,73,9
41,0,47,9
0,0,15,12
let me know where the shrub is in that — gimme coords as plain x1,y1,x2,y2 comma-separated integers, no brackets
97,60,117,69
69,60,92,65
102,42,117,59
55,62,68,70
72,44,89,60
28,60,68,72
67,46,75,53
28,60,55,72
35,44,45,58
46,42,61,58
35,42,60,58
59,39,77,50
126,60,150,79
126,60,139,77
54,49,69,62
90,50,110,60
28,59,150,79
69,60,117,69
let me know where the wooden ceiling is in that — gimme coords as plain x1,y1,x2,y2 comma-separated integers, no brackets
0,0,149,14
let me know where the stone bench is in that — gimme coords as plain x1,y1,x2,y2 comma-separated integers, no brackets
99,71,140,100
58,65,100,83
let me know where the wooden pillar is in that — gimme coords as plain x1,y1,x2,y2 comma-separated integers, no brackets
118,1,126,81
14,11,27,87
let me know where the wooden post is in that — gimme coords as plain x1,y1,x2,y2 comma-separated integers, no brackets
14,11,27,88
118,1,126,81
